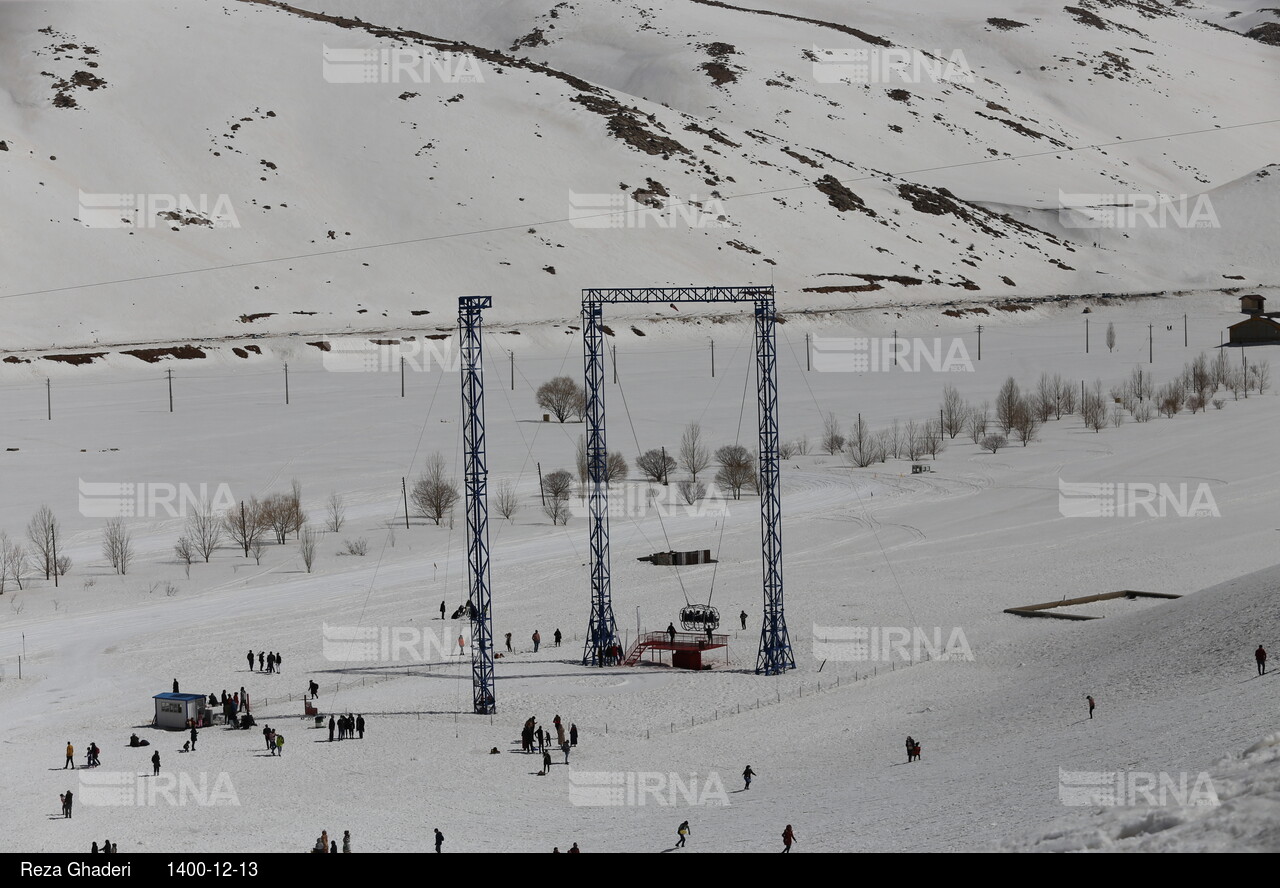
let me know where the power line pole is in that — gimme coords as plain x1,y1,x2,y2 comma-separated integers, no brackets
284,362,289,405
536,462,546,507
805,333,811,371
1184,313,1188,347
166,369,173,413
976,325,982,361
51,522,58,588
611,344,617,384
46,379,51,420
1149,324,1153,364
1085,317,1089,354
402,477,410,529
893,329,898,366
400,356,406,398
710,338,715,378
509,351,514,392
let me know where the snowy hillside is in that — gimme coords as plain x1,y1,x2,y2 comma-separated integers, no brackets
0,0,1278,352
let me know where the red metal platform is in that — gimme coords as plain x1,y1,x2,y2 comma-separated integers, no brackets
623,631,729,670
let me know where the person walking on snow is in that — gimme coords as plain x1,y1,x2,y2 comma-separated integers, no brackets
676,821,690,848
570,723,578,747
740,610,748,630
781,824,796,853
554,628,562,647
172,678,179,694
434,828,444,853
64,741,75,770
542,750,552,775
457,634,466,656
532,630,541,652
440,601,446,621
328,715,336,742
189,726,198,751
151,750,161,776
1086,695,1096,719
247,650,255,671
505,632,512,653
1257,645,1267,676
309,680,319,700
742,765,755,790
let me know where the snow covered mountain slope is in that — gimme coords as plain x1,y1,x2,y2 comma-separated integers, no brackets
0,0,1276,351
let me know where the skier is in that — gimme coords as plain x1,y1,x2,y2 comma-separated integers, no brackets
328,715,336,742
1257,645,1267,676
570,723,578,747
740,610,748,630
781,824,796,853
554,628,562,647
434,828,444,853
505,632,512,653
1086,695,1096,719
667,623,677,644
676,820,690,848
152,750,161,776
532,630,541,652
742,764,755,790
247,650,255,671
64,741,75,770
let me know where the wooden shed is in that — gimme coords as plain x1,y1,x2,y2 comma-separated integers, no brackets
1228,316,1280,345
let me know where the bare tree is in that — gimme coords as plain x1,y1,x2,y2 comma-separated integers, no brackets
262,492,296,545
187,507,223,563
778,440,797,460
967,403,990,444
174,536,194,578
1250,359,1271,394
412,452,461,526
325,492,345,533
1034,373,1056,423
0,532,22,593
821,412,845,454
536,376,585,422
224,498,268,558
1157,380,1185,418
981,433,1007,453
605,451,629,486
924,419,947,458
543,469,574,502
102,518,134,575
679,423,711,481
637,448,677,483
677,479,706,505
995,377,1021,434
542,497,571,525
299,526,318,573
250,538,266,566
845,415,879,468
26,505,59,581
495,480,520,520
1011,397,1040,446
575,434,589,488
795,435,810,455
714,444,756,500
287,479,307,539
1105,321,1116,353
903,420,927,460
886,419,904,459
1082,380,1110,430
343,538,368,556
941,384,968,438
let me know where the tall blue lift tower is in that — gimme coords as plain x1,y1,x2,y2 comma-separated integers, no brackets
580,286,794,675
459,296,496,713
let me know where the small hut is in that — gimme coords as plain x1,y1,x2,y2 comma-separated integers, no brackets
153,692,208,730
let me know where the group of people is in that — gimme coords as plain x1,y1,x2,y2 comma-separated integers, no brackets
90,840,118,854
217,688,251,725
59,790,73,818
328,713,365,741
311,829,352,853
246,649,283,673
669,819,795,853
522,714,577,773
65,741,103,770
905,736,922,762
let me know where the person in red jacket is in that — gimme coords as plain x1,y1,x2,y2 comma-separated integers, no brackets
781,824,796,853
1256,645,1267,676
1086,695,1096,719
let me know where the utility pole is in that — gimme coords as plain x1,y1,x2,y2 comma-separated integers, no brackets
611,344,617,384
1085,317,1089,354
46,379,51,420
710,338,715,378
893,329,898,366
402,477,410,530
400,356,406,398
509,351,514,392
284,362,289,405
805,333,811,372
166,369,174,413
1184,314,1188,347
537,462,546,507
51,522,58,588
1149,324,1153,364
660,446,669,486
239,501,248,557
976,325,983,361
